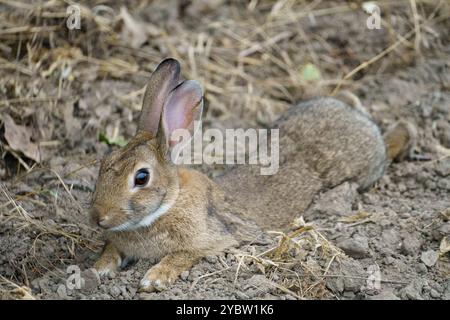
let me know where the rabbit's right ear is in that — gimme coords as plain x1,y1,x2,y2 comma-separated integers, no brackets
137,58,180,136
158,80,203,160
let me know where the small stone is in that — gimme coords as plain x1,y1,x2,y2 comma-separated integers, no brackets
439,130,450,149
342,291,355,299
381,229,401,247
117,286,127,296
443,281,450,299
401,279,425,300
110,285,121,298
361,193,378,205
415,263,428,274
379,219,392,228
437,179,450,190
30,279,40,292
401,235,421,256
430,289,441,299
168,288,181,297
66,288,74,296
98,293,111,300
56,285,68,299
420,250,439,267
180,271,190,281
80,268,101,294
226,253,236,263
128,287,137,297
235,291,249,299
367,290,400,300
384,256,395,265
37,278,53,295
188,269,203,281
308,182,358,216
435,159,450,177
425,180,436,190
205,255,218,263
436,223,450,239
395,260,408,273
326,277,345,294
416,171,429,183
243,275,273,298
337,237,370,259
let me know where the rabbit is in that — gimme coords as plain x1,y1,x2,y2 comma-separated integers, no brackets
90,58,416,292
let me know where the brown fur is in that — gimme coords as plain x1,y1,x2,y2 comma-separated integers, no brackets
383,120,417,162
90,59,415,292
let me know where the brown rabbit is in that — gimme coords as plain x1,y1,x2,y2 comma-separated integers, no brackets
90,58,414,292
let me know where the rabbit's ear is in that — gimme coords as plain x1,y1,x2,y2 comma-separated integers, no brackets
138,58,180,135
158,80,203,157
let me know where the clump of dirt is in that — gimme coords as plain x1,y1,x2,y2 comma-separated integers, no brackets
0,1,449,300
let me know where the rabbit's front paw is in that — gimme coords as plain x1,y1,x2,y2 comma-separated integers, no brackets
139,252,197,293
139,263,178,292
93,243,122,278
94,259,120,278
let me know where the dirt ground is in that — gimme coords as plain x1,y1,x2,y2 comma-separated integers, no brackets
0,1,449,300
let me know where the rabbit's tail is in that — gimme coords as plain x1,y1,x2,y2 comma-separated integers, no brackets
336,91,417,162
383,120,417,162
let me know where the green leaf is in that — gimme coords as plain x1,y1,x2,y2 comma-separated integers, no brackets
99,132,128,147
300,63,321,82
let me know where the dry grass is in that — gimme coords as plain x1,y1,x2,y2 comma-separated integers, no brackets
0,275,35,300
235,217,344,299
0,0,448,299
1,0,447,125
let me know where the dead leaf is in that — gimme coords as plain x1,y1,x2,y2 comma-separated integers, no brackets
440,208,450,221
435,144,450,157
338,211,371,223
63,103,82,142
3,114,40,162
7,286,35,300
440,237,450,255
119,7,160,48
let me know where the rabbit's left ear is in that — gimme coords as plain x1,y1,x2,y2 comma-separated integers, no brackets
138,58,180,136
158,80,203,157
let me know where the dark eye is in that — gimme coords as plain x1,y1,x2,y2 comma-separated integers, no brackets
134,169,150,187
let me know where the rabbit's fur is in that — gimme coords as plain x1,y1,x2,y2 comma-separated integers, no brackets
90,59,414,292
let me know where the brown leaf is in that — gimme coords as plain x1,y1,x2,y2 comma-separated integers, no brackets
440,237,450,255
63,103,82,142
119,7,160,48
3,114,40,162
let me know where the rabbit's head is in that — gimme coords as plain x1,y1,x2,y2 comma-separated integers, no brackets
90,59,203,231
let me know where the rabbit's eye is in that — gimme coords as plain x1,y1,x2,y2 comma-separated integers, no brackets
134,169,150,187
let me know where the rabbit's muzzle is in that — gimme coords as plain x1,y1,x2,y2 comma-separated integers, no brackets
90,206,106,228
90,205,120,229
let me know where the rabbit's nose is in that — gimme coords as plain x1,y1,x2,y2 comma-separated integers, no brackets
97,216,109,228
90,206,108,228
